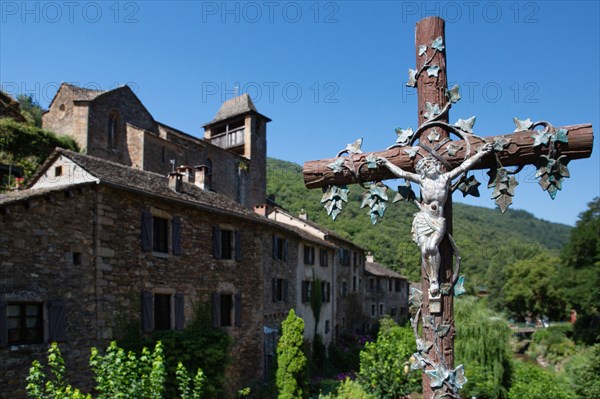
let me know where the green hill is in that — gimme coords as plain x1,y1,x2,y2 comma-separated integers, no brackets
266,157,571,299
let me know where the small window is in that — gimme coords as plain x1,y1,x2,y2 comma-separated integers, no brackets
325,320,330,334
319,249,328,267
304,245,315,265
379,304,384,315
370,304,376,317
272,278,288,303
339,248,350,266
153,217,169,253
352,276,357,292
72,252,82,266
7,302,44,344
395,280,401,292
369,278,375,291
389,279,393,292
301,280,312,303
391,308,398,317
220,294,233,327
221,229,233,260
341,281,348,298
273,235,287,261
54,165,63,177
154,294,172,331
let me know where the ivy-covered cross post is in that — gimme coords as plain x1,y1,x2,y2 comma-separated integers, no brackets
302,16,593,399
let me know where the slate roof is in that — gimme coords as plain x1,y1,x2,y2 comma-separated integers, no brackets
365,261,406,280
64,83,106,102
205,94,271,126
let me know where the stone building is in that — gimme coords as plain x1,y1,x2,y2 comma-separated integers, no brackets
1,84,408,397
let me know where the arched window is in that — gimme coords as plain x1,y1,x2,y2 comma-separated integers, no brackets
107,112,119,149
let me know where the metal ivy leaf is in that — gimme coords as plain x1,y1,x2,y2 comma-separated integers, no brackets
531,130,551,147
426,65,440,78
418,45,427,56
404,147,419,159
395,127,414,145
427,129,441,143
321,185,349,220
493,137,511,152
547,184,558,199
423,102,441,120
407,68,417,87
513,117,533,132
431,36,444,52
346,138,363,154
416,338,433,354
435,324,451,338
454,275,466,297
450,364,467,390
409,287,423,308
447,143,462,157
454,116,476,134
370,184,388,201
495,191,514,213
446,84,461,104
365,154,378,169
553,128,569,143
360,193,376,209
557,155,570,178
411,352,427,370
426,364,449,389
327,158,345,173
423,315,434,328
457,175,481,197
489,167,518,213
393,181,417,203
440,283,452,295
362,183,389,224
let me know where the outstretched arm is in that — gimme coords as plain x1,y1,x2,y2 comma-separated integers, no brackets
446,142,493,180
376,157,421,183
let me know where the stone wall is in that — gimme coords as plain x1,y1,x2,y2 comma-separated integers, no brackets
42,86,89,151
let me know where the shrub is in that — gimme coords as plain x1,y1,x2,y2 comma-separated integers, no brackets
508,361,575,399
566,344,600,399
318,378,376,399
277,310,308,399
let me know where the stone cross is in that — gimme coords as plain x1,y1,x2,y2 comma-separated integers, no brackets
302,17,593,399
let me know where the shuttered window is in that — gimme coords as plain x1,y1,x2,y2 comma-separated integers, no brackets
272,278,289,303
272,235,288,261
213,227,241,261
304,246,315,265
212,292,242,327
4,302,45,344
319,249,328,267
141,211,182,255
141,291,184,332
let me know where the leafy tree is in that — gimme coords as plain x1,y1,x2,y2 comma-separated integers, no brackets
566,344,600,399
318,378,376,399
17,94,44,127
454,296,512,399
559,197,600,344
508,361,575,399
310,271,323,338
358,317,420,398
527,324,576,365
277,310,308,399
502,254,565,320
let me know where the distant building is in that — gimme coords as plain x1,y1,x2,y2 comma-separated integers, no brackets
0,84,408,398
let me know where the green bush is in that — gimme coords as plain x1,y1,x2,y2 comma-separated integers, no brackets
318,378,375,399
528,324,576,365
277,310,308,399
508,361,575,399
358,317,420,399
566,344,600,399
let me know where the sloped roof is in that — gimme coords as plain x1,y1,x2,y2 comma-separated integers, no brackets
64,83,106,102
365,261,406,280
205,94,271,126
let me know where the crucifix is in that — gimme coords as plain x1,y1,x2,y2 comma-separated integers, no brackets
302,17,593,399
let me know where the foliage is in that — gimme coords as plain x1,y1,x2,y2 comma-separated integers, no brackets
454,296,512,399
327,333,369,377
502,254,565,321
358,317,420,398
26,342,92,399
559,197,600,344
266,158,570,296
119,306,230,399
527,324,576,365
17,94,44,127
318,378,376,399
277,310,308,399
508,361,575,399
565,344,600,399
310,271,323,338
89,341,166,399
0,117,79,185
176,362,205,399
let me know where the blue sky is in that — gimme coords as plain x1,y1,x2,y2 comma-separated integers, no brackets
1,1,598,226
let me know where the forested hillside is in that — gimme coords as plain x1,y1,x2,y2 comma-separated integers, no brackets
266,157,571,298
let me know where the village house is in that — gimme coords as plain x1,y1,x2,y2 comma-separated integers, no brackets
0,85,407,398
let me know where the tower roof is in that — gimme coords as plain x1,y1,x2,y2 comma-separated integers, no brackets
205,93,270,126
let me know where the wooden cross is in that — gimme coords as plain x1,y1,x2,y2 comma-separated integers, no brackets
302,17,593,399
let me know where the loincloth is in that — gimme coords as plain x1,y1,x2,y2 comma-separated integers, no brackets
411,211,446,243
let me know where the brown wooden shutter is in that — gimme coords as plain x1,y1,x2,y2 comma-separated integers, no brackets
172,217,182,256
141,211,153,251
234,293,242,327
234,230,242,261
48,300,67,342
174,293,185,330
141,291,154,333
211,293,220,327
0,300,7,347
212,226,221,259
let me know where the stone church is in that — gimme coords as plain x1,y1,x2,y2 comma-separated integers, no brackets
0,84,408,398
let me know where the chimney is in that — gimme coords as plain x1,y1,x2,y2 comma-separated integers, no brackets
194,165,210,190
299,209,308,220
366,251,374,263
168,172,183,192
254,204,267,217
176,165,194,183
